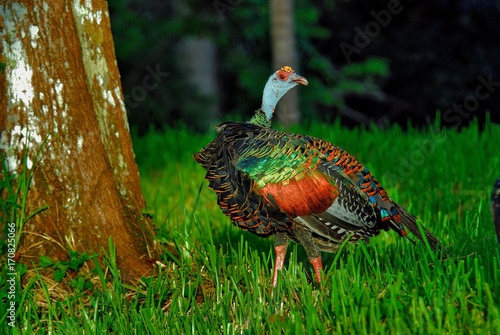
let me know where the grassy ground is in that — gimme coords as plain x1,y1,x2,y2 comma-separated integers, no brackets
2,119,500,334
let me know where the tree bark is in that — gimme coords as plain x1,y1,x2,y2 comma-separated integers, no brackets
270,0,301,125
0,0,159,282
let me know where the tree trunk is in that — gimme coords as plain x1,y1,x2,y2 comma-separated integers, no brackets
270,0,301,125
0,0,159,282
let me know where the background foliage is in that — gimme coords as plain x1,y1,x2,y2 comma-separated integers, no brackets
108,0,500,133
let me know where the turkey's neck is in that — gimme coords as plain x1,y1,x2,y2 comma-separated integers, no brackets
249,83,278,128
249,109,271,128
260,81,280,123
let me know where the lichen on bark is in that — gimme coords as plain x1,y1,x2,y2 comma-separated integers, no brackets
0,0,159,282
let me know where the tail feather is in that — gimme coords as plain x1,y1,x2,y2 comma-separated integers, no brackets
393,203,444,253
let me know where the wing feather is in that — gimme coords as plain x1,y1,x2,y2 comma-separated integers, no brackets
196,121,442,252
231,128,378,230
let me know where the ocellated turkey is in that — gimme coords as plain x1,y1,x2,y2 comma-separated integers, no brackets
194,66,444,287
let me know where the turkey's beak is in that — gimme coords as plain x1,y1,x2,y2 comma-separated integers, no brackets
292,74,308,86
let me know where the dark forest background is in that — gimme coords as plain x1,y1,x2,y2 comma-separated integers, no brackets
108,0,500,134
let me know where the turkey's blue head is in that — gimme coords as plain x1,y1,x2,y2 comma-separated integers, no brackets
261,66,308,121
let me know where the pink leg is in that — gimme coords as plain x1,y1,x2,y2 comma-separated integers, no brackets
309,256,323,285
272,244,288,287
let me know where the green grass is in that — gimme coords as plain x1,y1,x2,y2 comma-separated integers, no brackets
2,119,500,334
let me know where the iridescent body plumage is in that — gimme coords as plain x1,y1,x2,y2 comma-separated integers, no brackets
194,67,442,287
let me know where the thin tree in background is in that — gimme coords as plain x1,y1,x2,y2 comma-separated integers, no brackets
270,0,301,125
0,0,159,281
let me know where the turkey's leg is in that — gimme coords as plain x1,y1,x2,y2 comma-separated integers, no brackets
309,257,323,284
293,224,323,285
272,231,288,287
